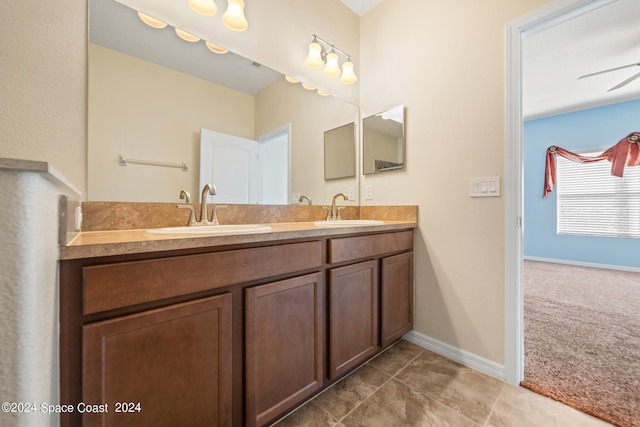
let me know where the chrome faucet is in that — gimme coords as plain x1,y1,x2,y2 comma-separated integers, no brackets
299,195,312,205
330,192,348,220
199,184,216,225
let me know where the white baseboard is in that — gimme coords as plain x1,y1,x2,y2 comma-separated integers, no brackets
403,330,505,381
524,256,640,273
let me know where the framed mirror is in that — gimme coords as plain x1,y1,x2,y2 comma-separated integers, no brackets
362,105,405,174
87,0,359,204
324,122,356,180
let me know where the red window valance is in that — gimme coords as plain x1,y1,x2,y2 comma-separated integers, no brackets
543,131,640,198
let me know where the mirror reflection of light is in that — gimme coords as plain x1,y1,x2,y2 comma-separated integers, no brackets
137,11,167,29
206,41,228,54
189,0,218,16
175,28,201,42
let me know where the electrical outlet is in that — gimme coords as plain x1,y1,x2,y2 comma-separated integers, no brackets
347,186,356,201
290,193,300,204
365,184,374,200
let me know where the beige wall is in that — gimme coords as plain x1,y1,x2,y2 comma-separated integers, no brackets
0,1,87,195
1,0,557,370
360,0,551,363
88,44,254,202
255,78,359,205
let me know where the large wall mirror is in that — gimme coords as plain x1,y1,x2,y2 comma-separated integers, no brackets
88,0,359,204
362,105,405,174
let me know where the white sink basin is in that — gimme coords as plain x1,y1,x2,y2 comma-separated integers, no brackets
145,224,272,236
313,220,385,227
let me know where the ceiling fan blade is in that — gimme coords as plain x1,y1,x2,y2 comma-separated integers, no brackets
607,70,640,92
578,62,640,79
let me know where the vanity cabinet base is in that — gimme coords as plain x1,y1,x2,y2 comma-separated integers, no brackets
60,229,414,427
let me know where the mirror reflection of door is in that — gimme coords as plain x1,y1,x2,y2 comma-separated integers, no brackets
199,128,289,204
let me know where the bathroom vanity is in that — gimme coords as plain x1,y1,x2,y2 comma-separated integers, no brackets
58,221,414,427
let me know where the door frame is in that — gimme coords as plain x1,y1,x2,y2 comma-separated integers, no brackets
503,0,616,385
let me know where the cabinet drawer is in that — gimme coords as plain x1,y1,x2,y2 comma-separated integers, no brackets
83,241,322,314
327,230,413,264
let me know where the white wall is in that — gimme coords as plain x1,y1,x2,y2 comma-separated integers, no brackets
0,168,80,427
360,0,552,364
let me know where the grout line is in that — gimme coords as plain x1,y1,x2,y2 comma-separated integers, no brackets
483,382,506,427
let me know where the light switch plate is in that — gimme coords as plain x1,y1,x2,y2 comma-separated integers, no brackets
469,177,500,197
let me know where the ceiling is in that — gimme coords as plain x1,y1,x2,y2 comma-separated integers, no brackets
523,0,640,120
89,0,282,96
91,0,640,119
340,0,385,16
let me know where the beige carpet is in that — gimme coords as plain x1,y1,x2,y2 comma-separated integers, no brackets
521,260,640,427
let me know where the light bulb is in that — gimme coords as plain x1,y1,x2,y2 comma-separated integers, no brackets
323,51,340,78
137,12,167,29
285,76,299,83
305,42,323,69
317,89,329,96
206,41,228,54
302,83,316,90
189,0,217,15
175,28,201,42
340,60,358,85
223,0,248,31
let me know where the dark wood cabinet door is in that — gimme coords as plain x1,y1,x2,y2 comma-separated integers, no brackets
245,273,324,427
381,252,413,348
82,293,232,427
328,260,378,380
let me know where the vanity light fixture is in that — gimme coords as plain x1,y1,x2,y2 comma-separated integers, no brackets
189,0,218,16
223,0,248,32
340,57,357,85
137,11,168,29
206,41,228,54
175,28,201,42
304,34,357,85
323,49,341,78
305,38,324,69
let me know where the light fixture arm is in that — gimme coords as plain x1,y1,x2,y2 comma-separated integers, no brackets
311,34,352,60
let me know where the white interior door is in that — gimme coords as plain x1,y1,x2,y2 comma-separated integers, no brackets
200,129,259,204
258,125,290,205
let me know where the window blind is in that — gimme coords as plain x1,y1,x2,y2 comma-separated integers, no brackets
556,151,640,238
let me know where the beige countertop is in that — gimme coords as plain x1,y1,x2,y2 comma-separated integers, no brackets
59,221,417,260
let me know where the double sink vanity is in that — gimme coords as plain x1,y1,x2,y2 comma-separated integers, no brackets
58,201,416,427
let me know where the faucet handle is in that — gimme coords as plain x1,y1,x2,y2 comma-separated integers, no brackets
179,190,190,204
177,204,197,226
321,206,331,221
212,205,228,225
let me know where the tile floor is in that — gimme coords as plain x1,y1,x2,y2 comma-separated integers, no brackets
274,340,611,426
